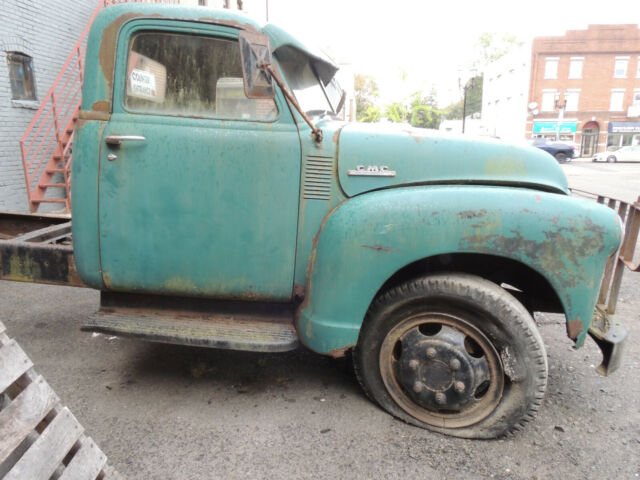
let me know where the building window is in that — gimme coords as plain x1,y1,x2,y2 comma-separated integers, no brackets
569,57,583,79
614,57,629,78
565,90,580,111
610,90,625,111
198,0,207,5
544,57,558,79
541,90,556,111
6,52,37,101
633,89,640,106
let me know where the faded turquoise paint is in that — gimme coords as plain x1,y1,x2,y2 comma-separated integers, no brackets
95,19,301,299
337,123,569,197
291,120,347,287
71,119,105,290
298,186,622,354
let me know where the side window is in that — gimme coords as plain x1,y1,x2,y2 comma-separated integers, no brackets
125,32,276,120
6,52,37,101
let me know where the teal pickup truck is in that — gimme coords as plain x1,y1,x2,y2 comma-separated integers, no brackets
1,4,637,439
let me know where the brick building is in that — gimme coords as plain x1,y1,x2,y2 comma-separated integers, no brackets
526,24,640,157
0,0,99,212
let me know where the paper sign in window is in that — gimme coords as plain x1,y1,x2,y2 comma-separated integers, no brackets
127,52,166,103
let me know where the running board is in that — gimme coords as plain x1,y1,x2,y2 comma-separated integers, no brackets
82,292,299,353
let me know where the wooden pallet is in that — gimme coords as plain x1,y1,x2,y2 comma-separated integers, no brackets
0,321,124,479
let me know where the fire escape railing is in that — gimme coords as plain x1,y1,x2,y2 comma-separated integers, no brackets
19,0,178,213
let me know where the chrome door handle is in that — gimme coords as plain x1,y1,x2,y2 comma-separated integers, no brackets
105,135,146,146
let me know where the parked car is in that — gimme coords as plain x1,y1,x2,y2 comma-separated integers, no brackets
593,145,640,162
528,138,575,163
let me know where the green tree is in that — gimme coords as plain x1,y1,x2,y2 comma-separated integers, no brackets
474,32,523,67
408,91,442,129
355,74,380,121
384,102,409,123
360,105,382,123
442,75,483,120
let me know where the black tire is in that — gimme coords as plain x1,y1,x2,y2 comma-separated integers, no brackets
607,155,617,163
554,152,568,163
353,273,548,439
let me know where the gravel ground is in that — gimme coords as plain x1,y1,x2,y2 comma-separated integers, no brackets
1,270,638,480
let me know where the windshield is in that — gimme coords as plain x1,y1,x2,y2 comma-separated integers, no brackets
275,46,339,115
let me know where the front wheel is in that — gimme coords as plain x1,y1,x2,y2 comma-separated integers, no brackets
353,273,548,438
607,155,617,163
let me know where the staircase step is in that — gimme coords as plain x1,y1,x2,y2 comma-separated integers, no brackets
83,307,299,353
39,183,68,189
32,199,66,204
46,168,66,174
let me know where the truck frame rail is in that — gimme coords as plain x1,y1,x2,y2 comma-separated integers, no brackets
0,212,84,287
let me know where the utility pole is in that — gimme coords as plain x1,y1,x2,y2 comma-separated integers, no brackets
461,76,476,134
555,92,566,141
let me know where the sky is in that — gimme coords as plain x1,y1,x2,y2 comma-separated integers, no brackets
244,0,639,107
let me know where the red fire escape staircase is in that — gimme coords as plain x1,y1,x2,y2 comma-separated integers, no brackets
19,0,176,213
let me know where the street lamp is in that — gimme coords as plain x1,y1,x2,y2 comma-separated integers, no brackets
554,92,566,142
459,68,478,134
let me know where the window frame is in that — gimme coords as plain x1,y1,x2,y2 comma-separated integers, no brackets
114,21,281,124
614,56,629,79
6,51,37,101
541,89,556,112
564,89,580,112
609,89,625,111
568,57,583,79
544,57,558,79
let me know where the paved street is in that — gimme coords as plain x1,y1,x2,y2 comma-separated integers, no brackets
1,164,639,479
562,158,640,204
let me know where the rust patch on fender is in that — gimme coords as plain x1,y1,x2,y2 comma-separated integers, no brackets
328,344,354,358
567,317,583,339
458,209,487,220
362,244,395,252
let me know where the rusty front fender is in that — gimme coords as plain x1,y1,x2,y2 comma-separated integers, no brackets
297,186,622,355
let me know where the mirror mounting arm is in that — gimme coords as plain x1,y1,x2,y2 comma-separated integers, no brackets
260,62,324,143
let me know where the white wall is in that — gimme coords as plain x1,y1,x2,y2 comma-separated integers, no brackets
481,45,531,142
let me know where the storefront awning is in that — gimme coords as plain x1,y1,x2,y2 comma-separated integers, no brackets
533,122,577,134
608,122,640,133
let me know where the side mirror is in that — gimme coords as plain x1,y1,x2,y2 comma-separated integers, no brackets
238,31,275,100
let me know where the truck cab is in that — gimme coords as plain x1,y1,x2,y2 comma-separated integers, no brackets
53,4,630,438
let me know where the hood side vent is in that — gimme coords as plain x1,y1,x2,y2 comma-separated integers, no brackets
303,155,333,201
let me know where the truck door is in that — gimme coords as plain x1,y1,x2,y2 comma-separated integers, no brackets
98,22,301,301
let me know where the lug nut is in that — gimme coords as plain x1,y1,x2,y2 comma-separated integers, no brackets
426,347,437,359
408,359,420,370
454,381,466,393
413,381,425,393
450,359,461,370
435,392,447,405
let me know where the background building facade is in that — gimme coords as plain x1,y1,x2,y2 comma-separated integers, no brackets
481,45,531,142
526,25,640,156
0,0,98,211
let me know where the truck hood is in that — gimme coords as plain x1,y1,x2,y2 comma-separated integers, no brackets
336,123,569,197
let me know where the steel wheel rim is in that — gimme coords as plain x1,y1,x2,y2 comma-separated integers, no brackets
379,312,504,429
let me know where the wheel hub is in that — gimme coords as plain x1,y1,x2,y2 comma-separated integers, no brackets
397,332,490,412
380,313,504,428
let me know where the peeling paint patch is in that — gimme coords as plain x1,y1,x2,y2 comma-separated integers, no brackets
567,318,583,339
362,244,395,252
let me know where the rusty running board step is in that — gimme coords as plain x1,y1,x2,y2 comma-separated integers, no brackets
82,296,299,353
